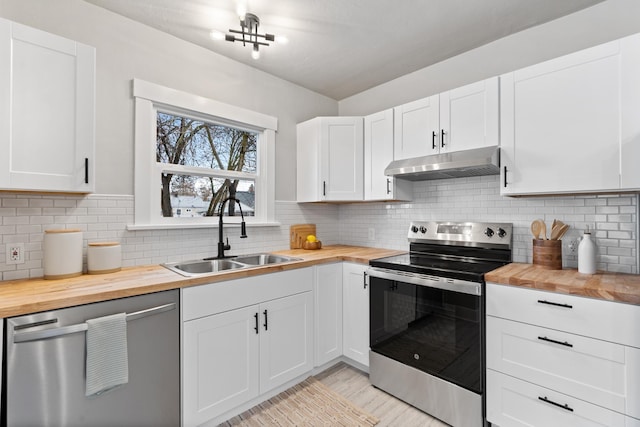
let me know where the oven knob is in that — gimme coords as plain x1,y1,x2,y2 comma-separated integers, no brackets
419,226,427,234
411,225,419,233
484,227,494,237
498,228,507,238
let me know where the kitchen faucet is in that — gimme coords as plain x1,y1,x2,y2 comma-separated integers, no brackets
216,197,248,259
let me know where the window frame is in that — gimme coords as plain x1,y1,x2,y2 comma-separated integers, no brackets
132,79,277,229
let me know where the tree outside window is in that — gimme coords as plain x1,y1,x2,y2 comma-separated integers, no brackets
156,112,257,218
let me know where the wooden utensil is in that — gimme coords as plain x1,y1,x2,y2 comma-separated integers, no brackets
530,220,542,239
555,224,570,240
550,220,567,240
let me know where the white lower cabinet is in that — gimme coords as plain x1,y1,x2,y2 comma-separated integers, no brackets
182,269,314,427
342,262,369,367
259,292,314,393
487,282,640,426
487,370,640,427
314,263,343,366
183,306,260,426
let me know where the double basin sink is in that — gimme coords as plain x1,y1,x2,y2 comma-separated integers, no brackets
162,253,303,277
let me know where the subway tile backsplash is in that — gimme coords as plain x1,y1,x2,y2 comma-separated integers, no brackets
338,176,638,274
0,195,339,281
0,174,637,281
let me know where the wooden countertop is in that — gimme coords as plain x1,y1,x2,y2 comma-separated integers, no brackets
485,263,640,306
0,245,403,318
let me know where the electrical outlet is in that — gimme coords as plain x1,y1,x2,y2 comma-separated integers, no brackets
6,243,25,265
368,228,375,241
566,238,581,254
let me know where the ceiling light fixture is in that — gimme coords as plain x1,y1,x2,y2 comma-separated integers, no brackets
224,13,275,60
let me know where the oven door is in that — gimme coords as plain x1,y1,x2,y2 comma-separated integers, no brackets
368,267,484,394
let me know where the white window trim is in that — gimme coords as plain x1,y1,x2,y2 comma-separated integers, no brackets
130,78,277,229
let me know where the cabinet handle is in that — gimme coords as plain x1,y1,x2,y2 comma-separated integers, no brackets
254,312,259,334
537,299,573,309
538,396,574,412
386,179,391,195
363,271,368,289
432,131,436,149
84,158,89,184
323,181,326,197
538,336,573,348
503,166,507,188
441,129,445,148
263,309,268,331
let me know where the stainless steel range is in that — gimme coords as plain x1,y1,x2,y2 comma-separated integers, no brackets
367,221,512,427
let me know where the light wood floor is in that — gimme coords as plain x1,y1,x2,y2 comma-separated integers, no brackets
315,362,449,427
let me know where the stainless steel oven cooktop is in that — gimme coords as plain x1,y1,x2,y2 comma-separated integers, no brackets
367,221,512,427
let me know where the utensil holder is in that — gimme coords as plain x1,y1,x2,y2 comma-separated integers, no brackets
532,239,562,270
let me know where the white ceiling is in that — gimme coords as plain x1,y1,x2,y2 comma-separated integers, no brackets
84,0,602,100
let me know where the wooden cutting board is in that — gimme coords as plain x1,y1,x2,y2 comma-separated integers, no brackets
290,224,316,249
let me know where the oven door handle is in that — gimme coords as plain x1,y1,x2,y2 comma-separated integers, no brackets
366,267,482,296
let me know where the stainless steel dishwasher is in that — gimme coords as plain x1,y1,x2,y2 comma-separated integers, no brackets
4,289,180,427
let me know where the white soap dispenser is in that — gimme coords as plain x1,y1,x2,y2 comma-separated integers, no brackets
578,225,597,274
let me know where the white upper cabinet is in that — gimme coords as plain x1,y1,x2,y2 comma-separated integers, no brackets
393,77,499,160
393,96,440,160
439,77,499,153
501,33,640,196
0,18,95,193
297,116,363,202
364,109,411,201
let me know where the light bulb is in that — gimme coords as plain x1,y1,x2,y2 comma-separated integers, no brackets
251,45,260,60
209,30,224,41
275,35,289,45
236,4,247,20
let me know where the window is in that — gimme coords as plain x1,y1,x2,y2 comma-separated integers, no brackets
132,79,277,228
156,111,257,218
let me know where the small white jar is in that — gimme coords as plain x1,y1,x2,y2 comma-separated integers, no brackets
43,229,83,279
87,242,122,274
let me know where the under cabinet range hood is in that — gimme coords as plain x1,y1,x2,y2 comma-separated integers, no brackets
384,145,500,181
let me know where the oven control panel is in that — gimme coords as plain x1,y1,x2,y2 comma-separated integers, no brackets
408,221,512,247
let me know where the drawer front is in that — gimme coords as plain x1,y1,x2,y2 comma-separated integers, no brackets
487,316,629,414
487,283,640,348
182,268,314,321
487,370,632,427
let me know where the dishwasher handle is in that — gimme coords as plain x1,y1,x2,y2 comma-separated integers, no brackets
13,302,176,344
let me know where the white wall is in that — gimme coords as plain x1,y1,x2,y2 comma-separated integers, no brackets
339,0,640,115
0,0,337,201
